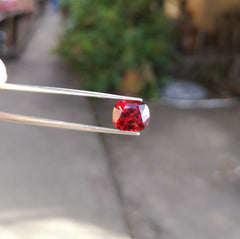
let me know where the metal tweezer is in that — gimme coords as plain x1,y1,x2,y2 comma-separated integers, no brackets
0,83,142,136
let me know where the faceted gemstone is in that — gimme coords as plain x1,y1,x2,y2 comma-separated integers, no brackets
112,100,150,131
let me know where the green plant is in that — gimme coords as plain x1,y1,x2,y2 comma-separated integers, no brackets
57,0,176,98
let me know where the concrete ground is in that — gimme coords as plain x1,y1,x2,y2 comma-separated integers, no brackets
95,100,240,239
1,10,240,239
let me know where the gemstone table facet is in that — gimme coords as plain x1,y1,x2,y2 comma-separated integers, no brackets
112,100,150,131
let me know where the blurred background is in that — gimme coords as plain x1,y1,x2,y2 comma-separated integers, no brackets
0,0,240,238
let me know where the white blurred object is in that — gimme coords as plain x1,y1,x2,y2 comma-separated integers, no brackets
0,59,7,84
160,80,238,108
161,80,208,100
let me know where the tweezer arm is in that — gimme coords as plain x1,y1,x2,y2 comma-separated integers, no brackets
0,60,143,135
0,83,143,102
0,83,142,135
0,112,140,136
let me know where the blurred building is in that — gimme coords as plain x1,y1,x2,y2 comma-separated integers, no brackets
164,0,240,94
164,0,240,53
186,0,240,31
0,0,47,57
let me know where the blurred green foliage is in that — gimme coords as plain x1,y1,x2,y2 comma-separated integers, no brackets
58,0,176,98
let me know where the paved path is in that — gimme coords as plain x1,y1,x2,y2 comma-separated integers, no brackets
96,100,240,239
0,12,130,239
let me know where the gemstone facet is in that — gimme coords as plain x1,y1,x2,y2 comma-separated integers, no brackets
112,100,150,131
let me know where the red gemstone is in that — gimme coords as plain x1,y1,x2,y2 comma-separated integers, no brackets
112,100,150,131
